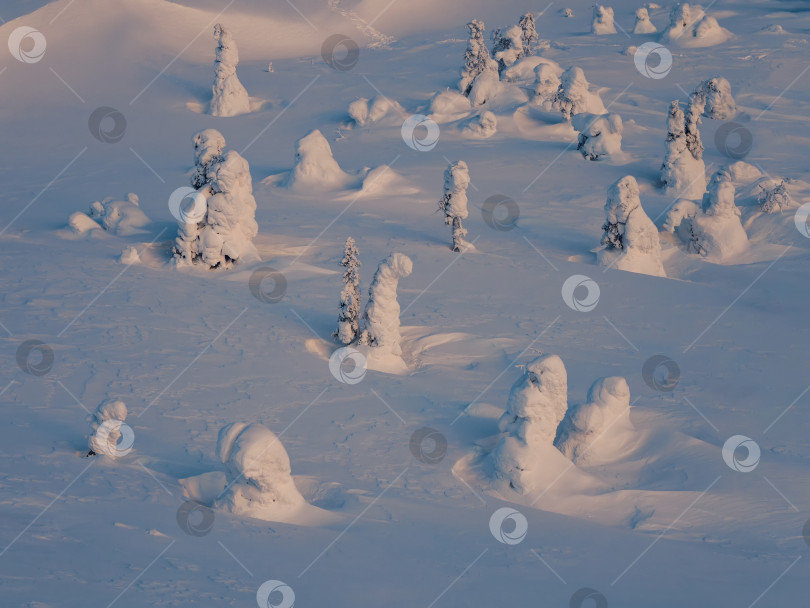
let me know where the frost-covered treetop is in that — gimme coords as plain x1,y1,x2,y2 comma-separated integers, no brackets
605,175,641,225
192,128,226,189
507,354,568,420
214,23,238,68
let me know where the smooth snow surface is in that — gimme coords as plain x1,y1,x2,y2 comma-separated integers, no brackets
3,1,810,606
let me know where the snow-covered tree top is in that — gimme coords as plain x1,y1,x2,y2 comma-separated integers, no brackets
605,175,641,225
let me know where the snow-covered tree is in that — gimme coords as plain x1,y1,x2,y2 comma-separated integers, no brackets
677,168,748,260
360,253,412,356
597,175,666,277
552,66,604,121
462,110,497,138
533,63,561,108
174,129,259,269
88,399,130,457
592,5,616,35
693,77,736,119
438,160,471,252
492,25,525,73
460,20,498,96
555,376,633,465
215,422,305,520
490,354,568,494
758,180,792,214
210,24,250,117
633,7,657,34
287,129,353,191
519,13,539,55
334,237,361,344
660,100,706,199
684,92,704,161
661,2,696,41
572,112,623,161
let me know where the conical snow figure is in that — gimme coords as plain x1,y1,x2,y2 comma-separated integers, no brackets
592,5,616,35
460,20,498,96
555,376,634,465
552,66,605,121
210,24,250,117
360,253,412,356
633,7,657,34
334,237,362,344
597,176,666,277
439,160,471,252
694,77,736,119
287,129,353,191
215,422,305,520
660,100,706,200
88,399,132,458
490,354,569,494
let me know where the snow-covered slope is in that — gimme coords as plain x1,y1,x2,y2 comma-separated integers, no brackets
2,1,810,607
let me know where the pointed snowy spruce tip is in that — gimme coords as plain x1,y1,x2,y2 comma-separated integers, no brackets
598,175,666,277
554,376,633,465
215,422,305,519
439,160,471,252
360,253,412,356
88,399,134,458
490,354,568,494
660,99,706,200
210,23,250,117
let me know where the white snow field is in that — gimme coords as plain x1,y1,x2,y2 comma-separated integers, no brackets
2,0,810,606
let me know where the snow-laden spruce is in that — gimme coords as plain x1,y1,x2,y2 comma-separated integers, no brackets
555,376,634,465
460,20,498,96
533,63,561,108
439,160,471,252
552,66,606,121
633,7,657,34
334,237,361,344
592,5,616,35
215,422,305,520
572,112,623,161
492,25,524,73
210,24,250,117
693,77,736,119
360,253,412,356
490,354,568,494
757,179,792,214
679,168,748,260
519,13,539,55
287,129,353,191
597,175,666,276
174,129,259,269
87,399,129,457
660,99,706,200
661,3,732,46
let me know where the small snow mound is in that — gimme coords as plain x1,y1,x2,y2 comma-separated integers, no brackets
347,95,404,127
355,165,418,197
67,211,102,237
462,111,497,138
287,130,353,192
119,246,141,265
572,112,623,161
429,90,472,123
215,422,305,521
760,24,785,34
86,193,151,236
555,377,634,465
88,399,130,458
502,56,560,85
726,161,762,184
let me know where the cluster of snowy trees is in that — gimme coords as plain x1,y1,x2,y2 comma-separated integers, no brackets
333,239,413,358
490,354,634,493
173,129,259,269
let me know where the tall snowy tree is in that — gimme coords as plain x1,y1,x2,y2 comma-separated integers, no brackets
360,253,412,356
519,13,539,55
552,66,594,121
597,175,666,277
661,100,706,200
684,92,704,161
490,354,569,494
210,24,250,117
459,20,498,96
491,25,524,73
334,237,361,344
174,129,259,269
438,160,471,252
